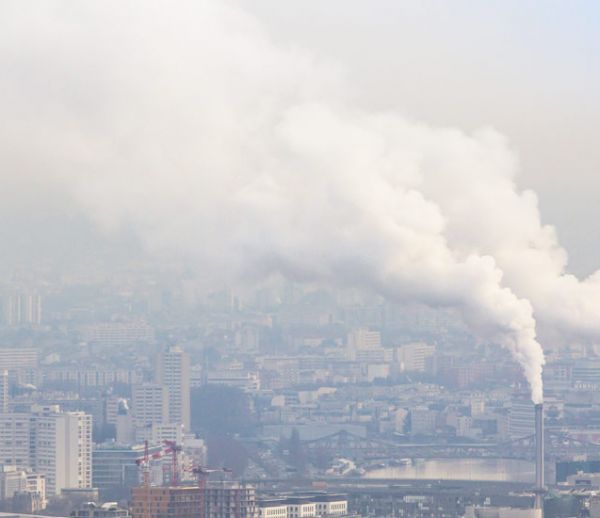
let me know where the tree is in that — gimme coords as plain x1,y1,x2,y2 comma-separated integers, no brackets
191,385,256,436
206,434,249,476
286,428,307,475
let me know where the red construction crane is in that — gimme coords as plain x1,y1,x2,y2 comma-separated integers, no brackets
163,440,183,486
133,441,187,518
135,440,183,487
134,441,151,518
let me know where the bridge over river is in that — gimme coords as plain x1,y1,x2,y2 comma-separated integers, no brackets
301,429,600,463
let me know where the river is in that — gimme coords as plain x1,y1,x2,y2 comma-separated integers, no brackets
364,458,535,483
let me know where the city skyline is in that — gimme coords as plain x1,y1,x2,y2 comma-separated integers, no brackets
1,1,600,517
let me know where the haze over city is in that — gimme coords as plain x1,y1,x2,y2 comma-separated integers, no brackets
1,2,600,518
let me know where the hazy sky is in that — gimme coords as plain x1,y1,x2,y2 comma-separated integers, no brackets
239,0,600,276
2,1,599,276
4,1,600,396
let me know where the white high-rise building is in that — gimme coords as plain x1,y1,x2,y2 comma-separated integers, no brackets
0,412,32,467
156,346,190,430
0,405,92,496
32,406,92,496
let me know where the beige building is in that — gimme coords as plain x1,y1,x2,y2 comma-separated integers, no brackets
259,501,288,518
347,328,381,350
465,507,541,518
0,464,26,500
395,342,435,372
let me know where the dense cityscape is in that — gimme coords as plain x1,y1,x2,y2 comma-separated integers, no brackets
3,1,600,518
0,264,598,518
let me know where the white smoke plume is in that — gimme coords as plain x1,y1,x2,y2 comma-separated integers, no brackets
7,1,600,403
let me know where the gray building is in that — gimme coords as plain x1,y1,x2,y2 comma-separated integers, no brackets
92,444,160,499
509,398,535,439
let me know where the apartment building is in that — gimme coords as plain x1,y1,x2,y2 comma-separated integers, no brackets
156,346,190,430
33,406,93,496
81,321,155,348
0,405,92,496
132,383,169,429
0,412,32,466
0,347,38,385
3,293,42,326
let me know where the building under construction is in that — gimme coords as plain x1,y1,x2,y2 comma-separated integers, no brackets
130,482,258,518
204,481,258,518
130,485,201,518
130,438,257,518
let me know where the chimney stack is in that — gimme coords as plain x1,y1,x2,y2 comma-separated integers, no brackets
534,403,544,511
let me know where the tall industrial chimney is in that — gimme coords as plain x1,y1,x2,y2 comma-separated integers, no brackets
534,403,544,511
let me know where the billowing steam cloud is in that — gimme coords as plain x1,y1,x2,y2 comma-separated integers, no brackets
6,1,600,403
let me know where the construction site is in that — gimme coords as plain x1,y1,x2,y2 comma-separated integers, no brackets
129,440,257,518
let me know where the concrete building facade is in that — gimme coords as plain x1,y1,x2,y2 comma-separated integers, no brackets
156,347,190,431
0,405,92,497
132,384,169,430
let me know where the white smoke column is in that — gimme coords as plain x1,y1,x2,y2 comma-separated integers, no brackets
0,1,547,402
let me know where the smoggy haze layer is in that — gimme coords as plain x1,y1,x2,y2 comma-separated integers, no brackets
11,2,600,402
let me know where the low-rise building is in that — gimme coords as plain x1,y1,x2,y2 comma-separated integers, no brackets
0,465,26,500
71,502,131,518
258,494,348,518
